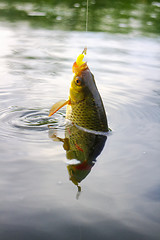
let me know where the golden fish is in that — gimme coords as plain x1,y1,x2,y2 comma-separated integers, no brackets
49,49,108,132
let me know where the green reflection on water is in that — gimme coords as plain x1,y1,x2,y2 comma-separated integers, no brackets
0,0,160,35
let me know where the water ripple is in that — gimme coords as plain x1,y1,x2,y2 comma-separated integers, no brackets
0,106,65,142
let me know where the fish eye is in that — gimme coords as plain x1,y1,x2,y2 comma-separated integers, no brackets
75,77,82,86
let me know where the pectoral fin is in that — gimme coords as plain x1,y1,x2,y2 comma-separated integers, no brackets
48,99,70,117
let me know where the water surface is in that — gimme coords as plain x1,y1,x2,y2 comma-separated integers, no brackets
0,1,160,239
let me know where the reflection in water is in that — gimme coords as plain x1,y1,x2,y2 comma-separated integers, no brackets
49,123,107,197
0,1,160,238
0,0,160,35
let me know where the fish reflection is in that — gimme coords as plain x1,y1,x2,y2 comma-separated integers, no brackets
49,123,107,196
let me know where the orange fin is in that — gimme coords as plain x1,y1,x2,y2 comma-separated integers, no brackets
48,100,70,117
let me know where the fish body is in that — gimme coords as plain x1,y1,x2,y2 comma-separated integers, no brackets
66,67,108,132
49,51,108,132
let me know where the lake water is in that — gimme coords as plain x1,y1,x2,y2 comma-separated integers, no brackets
0,1,160,240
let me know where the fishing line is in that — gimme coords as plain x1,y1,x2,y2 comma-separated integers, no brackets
83,0,89,55
86,0,89,32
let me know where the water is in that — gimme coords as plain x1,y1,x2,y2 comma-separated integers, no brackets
0,1,160,240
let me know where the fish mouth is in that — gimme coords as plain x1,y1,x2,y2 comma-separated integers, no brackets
72,62,88,75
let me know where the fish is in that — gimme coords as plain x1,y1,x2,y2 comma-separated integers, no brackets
49,49,109,133
49,123,107,198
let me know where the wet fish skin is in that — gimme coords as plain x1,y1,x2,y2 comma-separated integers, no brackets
66,68,108,132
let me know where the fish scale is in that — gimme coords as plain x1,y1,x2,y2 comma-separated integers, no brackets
67,98,107,132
